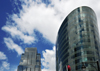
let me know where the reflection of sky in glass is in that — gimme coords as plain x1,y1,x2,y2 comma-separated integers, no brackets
56,6,99,71
18,48,41,71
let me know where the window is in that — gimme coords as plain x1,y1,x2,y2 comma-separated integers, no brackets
35,65,40,68
75,58,82,64
18,66,23,70
36,60,40,62
62,59,68,66
22,53,24,55
63,66,66,71
62,53,69,61
80,28,84,33
59,47,69,59
87,57,95,61
78,8,80,13
71,52,81,58
79,18,81,23
83,58,87,62
76,64,83,70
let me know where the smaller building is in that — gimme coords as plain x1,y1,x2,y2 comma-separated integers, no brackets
17,48,41,71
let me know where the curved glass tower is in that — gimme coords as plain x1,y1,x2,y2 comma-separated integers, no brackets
56,6,100,71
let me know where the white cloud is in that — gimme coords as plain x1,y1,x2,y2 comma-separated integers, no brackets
2,61,10,70
4,37,24,55
1,0,100,71
0,51,7,60
2,0,100,44
0,52,9,71
50,0,100,36
0,61,10,71
41,46,56,71
0,67,4,71
2,0,61,44
0,64,18,71
2,26,35,44
14,68,17,71
10,65,17,71
0,62,18,71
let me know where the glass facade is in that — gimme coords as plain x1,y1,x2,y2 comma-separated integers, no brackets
56,6,100,71
17,48,41,71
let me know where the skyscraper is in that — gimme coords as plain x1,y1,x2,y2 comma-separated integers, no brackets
17,48,41,71
56,6,100,71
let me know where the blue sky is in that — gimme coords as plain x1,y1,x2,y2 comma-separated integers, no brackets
0,0,100,71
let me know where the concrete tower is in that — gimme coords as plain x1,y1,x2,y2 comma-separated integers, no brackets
17,48,41,71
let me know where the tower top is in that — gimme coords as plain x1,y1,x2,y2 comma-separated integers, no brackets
25,47,37,52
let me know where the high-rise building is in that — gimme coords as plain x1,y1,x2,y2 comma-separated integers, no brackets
17,48,41,71
56,6,100,71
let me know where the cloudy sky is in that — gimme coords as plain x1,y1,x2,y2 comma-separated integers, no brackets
0,0,100,71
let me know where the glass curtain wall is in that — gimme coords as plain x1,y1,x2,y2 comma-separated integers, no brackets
56,6,100,71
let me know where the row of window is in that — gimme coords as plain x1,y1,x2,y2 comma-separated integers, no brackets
68,9,96,20
58,18,68,35
71,38,90,47
58,12,95,41
58,32,68,45
35,65,40,68
71,51,95,59
18,65,40,70
62,56,97,71
58,40,99,60
75,62,97,70
58,17,98,46
36,60,40,62
69,28,97,41
18,66,32,71
58,37,69,50
58,39,99,57
62,59,68,69
70,26,97,36
58,42,69,57
61,12,96,35
75,57,95,65
74,45,90,51
63,66,67,71
61,53,69,64
68,17,96,31
58,28,67,40
68,12,96,26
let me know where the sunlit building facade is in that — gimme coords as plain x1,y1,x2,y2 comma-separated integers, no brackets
56,6,100,71
17,48,41,71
